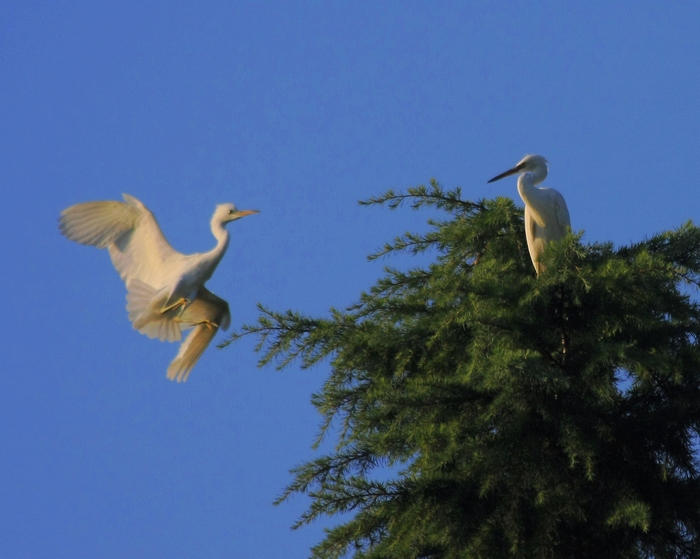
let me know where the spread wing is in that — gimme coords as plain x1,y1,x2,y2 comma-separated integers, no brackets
59,194,185,287
167,287,231,382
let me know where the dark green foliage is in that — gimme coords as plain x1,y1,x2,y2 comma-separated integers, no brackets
223,181,700,559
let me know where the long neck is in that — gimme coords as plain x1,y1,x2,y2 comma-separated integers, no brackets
204,220,231,272
517,172,539,206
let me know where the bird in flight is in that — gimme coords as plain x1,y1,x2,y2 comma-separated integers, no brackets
59,194,258,381
488,155,571,274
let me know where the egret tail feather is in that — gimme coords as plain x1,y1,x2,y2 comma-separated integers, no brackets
126,280,183,342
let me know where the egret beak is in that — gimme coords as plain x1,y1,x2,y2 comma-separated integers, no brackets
487,162,526,183
235,209,259,218
227,210,260,221
226,209,259,223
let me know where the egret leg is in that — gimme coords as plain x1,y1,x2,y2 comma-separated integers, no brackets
174,317,219,329
160,298,189,315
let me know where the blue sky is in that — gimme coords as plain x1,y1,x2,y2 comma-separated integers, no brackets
2,2,699,557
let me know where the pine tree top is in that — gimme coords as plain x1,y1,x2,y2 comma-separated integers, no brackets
224,183,700,559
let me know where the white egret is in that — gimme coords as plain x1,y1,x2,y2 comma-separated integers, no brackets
59,194,258,381
488,155,571,275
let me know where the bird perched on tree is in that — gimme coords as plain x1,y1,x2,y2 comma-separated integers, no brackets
59,194,258,381
488,155,571,275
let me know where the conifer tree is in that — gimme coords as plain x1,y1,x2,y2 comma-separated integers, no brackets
224,183,700,559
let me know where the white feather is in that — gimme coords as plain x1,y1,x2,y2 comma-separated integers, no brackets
126,280,183,342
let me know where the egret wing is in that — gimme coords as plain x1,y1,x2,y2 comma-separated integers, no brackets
108,194,186,288
523,208,542,274
167,287,231,382
60,194,185,288
187,287,231,331
59,199,139,248
552,190,571,235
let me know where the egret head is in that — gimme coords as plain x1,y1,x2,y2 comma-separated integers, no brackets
212,203,259,227
488,154,549,184
517,154,549,177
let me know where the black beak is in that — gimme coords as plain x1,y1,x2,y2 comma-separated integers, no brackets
488,162,525,183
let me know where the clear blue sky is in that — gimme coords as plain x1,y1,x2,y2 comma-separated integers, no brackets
2,2,699,557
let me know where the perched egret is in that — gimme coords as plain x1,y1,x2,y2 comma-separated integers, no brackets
59,194,258,381
488,155,571,274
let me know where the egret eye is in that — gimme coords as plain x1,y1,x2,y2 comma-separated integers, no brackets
227,209,235,215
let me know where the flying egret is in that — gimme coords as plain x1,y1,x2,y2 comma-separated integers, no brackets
59,194,258,381
488,155,571,275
